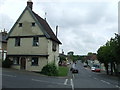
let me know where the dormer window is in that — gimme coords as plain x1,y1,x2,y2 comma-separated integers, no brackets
19,23,22,27
32,22,35,26
33,36,39,46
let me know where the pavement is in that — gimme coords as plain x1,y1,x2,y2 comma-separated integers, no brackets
1,61,120,89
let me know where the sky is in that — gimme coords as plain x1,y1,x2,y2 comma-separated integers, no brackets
0,0,119,55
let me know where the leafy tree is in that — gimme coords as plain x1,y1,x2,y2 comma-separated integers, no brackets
97,34,120,75
87,52,93,56
2,58,12,68
113,34,120,75
59,55,66,62
97,45,110,75
73,55,80,62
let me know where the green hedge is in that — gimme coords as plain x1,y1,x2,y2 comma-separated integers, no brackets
41,63,58,76
2,58,12,68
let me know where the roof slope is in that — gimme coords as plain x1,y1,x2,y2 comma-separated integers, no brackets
32,11,61,44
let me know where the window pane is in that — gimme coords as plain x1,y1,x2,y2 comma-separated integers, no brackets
31,57,38,65
32,22,35,26
33,37,39,46
13,57,19,65
19,23,22,27
15,37,20,46
52,41,56,51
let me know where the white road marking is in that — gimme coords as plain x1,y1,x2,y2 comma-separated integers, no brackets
0,74,16,77
94,78,97,80
64,79,68,85
100,80,110,85
70,79,74,90
72,74,74,78
32,79,70,86
115,85,120,88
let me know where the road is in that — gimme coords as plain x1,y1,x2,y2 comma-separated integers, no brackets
2,61,120,89
71,61,120,88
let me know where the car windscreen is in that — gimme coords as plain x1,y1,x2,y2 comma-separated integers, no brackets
93,65,100,68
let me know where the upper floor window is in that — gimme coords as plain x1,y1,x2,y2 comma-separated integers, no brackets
15,37,20,46
19,23,22,27
32,22,35,26
52,41,57,51
31,57,38,66
33,37,39,46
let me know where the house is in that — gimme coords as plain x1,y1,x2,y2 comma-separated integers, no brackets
7,0,61,71
0,30,7,66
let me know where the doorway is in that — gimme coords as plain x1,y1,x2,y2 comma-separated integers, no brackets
20,57,26,70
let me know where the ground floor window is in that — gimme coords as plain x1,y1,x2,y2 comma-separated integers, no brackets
13,57,19,65
31,57,38,66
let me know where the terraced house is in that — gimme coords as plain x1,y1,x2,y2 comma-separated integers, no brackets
7,0,61,71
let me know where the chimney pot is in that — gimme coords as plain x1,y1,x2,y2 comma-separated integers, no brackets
27,0,33,10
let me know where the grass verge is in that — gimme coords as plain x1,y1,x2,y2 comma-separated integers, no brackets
58,66,69,76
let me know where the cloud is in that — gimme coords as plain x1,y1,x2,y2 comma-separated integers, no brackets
0,13,14,31
0,0,118,55
0,0,6,8
30,1,119,55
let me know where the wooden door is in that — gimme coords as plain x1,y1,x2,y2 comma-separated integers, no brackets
20,57,26,70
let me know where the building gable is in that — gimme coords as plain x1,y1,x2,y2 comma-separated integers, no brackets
8,6,50,38
7,3,61,44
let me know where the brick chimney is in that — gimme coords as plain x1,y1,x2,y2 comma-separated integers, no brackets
27,0,33,10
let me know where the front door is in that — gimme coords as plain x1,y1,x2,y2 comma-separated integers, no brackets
20,57,26,70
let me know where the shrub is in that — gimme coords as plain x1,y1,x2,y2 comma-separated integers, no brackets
2,58,12,68
41,63,58,76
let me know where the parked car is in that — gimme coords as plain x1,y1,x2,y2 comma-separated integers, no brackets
83,63,87,67
91,64,101,72
67,62,70,65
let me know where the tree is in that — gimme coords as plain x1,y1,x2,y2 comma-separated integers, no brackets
97,45,110,75
87,52,93,56
97,34,120,75
113,34,120,75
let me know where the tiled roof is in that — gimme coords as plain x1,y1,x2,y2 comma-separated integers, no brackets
32,11,62,44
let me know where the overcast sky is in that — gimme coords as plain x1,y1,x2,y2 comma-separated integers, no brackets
0,0,119,55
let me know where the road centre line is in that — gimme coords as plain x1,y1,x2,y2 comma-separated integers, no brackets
32,79,70,86
70,79,74,90
100,80,110,85
64,79,68,85
94,78,97,80
115,85,120,88
0,74,16,77
72,74,74,78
